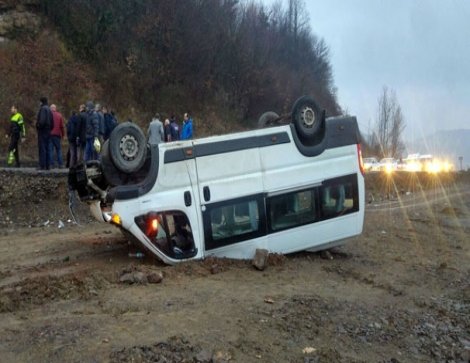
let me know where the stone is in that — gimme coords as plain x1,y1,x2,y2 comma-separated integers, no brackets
147,271,163,284
133,272,148,284
119,271,148,284
252,249,269,271
195,349,213,362
119,273,134,284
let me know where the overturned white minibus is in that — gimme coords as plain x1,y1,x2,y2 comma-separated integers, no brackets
69,96,365,264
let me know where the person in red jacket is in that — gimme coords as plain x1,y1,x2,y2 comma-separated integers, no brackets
49,104,65,168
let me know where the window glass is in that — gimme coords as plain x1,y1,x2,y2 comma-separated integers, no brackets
153,211,196,259
268,190,316,231
210,200,260,241
321,177,356,218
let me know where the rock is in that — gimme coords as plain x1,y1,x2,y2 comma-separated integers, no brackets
119,272,148,284
195,349,213,362
133,272,148,284
252,249,269,271
147,271,163,284
210,264,220,274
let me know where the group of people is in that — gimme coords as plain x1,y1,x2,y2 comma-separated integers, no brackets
6,97,194,169
7,97,118,169
147,112,193,145
37,98,118,170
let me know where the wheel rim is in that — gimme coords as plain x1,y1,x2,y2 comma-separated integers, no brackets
119,134,139,161
300,106,316,128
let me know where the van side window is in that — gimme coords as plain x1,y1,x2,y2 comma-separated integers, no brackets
267,189,317,232
204,196,266,250
320,174,358,219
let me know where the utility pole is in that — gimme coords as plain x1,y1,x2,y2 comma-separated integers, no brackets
458,156,463,171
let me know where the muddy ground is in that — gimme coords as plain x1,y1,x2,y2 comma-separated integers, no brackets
0,170,469,363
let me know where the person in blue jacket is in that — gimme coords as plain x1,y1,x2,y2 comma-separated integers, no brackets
181,112,193,140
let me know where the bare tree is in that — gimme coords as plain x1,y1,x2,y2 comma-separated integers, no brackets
373,86,406,158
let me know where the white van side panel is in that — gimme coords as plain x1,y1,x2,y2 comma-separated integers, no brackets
195,148,263,203
260,143,359,193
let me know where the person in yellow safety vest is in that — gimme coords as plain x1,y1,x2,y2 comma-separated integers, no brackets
7,105,26,167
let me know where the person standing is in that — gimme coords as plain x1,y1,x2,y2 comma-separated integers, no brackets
147,113,164,145
103,106,117,141
66,110,80,168
181,112,193,140
95,103,105,144
164,119,171,142
7,105,26,167
49,104,65,168
76,104,87,163
36,97,53,170
169,115,180,141
84,101,99,161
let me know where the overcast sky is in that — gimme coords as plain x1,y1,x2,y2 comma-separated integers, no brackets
261,0,470,140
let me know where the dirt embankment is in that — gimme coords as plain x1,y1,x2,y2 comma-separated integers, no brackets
0,170,469,362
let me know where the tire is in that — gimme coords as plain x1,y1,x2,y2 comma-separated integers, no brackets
258,111,279,128
109,122,147,173
291,96,322,139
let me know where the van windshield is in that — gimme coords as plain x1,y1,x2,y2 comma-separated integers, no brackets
136,211,197,259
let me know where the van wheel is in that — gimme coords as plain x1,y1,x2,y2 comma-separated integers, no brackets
109,122,147,173
292,96,322,139
258,111,279,128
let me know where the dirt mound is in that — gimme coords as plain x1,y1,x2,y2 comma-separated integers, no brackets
0,170,91,227
0,272,110,313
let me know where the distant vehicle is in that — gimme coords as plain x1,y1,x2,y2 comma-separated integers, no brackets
69,96,365,265
363,157,380,172
402,154,453,173
379,158,398,173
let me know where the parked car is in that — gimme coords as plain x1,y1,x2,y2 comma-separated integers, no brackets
69,96,365,265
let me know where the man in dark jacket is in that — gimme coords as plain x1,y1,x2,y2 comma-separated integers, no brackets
66,110,79,167
84,101,99,161
169,115,180,141
103,106,117,141
76,104,87,163
36,97,53,170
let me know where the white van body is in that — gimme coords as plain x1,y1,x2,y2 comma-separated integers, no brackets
75,112,365,265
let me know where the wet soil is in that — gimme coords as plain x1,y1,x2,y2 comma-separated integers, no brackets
0,171,469,362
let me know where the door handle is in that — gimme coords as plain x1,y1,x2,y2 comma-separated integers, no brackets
184,191,192,206
203,186,210,202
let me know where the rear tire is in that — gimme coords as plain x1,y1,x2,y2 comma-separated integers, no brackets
109,122,147,173
258,111,279,128
291,96,322,139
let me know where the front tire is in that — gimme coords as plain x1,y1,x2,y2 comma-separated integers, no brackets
109,122,147,173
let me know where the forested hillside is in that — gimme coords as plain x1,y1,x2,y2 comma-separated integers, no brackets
1,0,340,138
